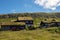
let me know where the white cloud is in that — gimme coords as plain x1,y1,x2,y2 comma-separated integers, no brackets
34,0,60,10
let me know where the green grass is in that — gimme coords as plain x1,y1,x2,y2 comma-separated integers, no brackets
0,28,60,40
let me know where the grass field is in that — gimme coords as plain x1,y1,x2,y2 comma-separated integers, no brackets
0,28,60,40
0,18,60,40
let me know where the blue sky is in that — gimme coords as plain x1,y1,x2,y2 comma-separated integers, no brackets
0,0,60,14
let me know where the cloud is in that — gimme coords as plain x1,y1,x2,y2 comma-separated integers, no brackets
34,0,60,10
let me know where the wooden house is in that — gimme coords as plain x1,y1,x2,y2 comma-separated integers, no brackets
0,17,34,31
0,22,25,31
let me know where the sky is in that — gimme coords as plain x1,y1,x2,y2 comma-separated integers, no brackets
0,0,60,14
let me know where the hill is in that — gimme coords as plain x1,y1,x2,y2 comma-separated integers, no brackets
0,12,60,18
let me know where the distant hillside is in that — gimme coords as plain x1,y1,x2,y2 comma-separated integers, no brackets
0,12,60,18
